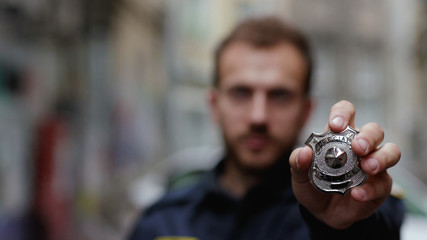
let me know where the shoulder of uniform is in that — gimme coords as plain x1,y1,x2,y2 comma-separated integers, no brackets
144,183,203,215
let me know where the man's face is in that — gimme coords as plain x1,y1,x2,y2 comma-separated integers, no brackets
209,42,312,172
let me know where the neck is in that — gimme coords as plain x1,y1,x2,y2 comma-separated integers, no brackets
219,158,263,199
218,154,291,199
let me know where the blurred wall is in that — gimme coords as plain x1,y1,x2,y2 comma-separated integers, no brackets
160,0,427,181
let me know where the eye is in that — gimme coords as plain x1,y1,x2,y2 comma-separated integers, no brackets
268,89,294,104
228,86,251,100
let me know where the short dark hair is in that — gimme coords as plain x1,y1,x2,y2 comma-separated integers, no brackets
213,17,313,95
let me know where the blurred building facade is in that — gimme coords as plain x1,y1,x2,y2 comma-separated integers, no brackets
0,0,426,239
162,0,427,179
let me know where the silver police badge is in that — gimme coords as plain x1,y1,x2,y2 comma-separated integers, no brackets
305,126,368,194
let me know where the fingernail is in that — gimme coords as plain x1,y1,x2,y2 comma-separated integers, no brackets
366,158,379,173
355,188,366,200
357,139,369,154
296,152,301,169
331,116,344,128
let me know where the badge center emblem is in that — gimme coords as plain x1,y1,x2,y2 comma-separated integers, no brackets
325,147,347,168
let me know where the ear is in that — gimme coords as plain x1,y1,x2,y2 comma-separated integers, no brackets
207,88,220,124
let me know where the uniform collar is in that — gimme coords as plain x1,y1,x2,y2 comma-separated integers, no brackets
198,156,294,207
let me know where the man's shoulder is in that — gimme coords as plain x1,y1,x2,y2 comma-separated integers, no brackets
144,182,205,216
128,183,204,240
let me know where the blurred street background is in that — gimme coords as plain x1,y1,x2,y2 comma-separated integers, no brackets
0,0,426,239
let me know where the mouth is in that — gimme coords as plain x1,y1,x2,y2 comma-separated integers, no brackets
243,134,271,151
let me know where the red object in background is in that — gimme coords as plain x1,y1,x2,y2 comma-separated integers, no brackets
34,114,72,240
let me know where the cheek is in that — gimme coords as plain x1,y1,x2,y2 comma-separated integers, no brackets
271,105,306,136
217,104,247,135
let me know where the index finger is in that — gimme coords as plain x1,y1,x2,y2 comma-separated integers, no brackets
328,100,356,132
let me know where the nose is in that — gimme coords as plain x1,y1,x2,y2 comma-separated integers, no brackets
250,93,268,125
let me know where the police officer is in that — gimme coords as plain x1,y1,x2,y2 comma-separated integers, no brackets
129,17,403,240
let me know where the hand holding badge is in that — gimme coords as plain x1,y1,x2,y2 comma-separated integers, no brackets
291,101,401,229
305,126,368,194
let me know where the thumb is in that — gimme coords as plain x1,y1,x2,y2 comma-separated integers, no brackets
289,146,313,184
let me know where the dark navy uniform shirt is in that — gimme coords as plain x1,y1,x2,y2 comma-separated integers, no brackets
128,160,404,240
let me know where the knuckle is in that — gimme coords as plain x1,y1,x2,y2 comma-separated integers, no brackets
360,122,384,146
332,100,354,111
342,100,355,111
330,100,355,120
338,100,353,108
364,122,384,137
369,122,384,135
375,143,400,169
387,143,401,162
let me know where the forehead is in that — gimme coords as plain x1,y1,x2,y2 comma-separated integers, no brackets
218,42,307,91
